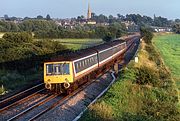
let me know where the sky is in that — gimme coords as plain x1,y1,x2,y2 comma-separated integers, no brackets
0,0,179,19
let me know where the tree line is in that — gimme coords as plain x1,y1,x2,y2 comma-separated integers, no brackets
173,19,180,34
0,19,127,41
34,22,127,41
0,32,67,70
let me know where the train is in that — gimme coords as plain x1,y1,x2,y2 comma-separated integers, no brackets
44,34,140,94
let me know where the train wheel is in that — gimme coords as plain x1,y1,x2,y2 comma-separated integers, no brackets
66,88,73,95
73,82,78,91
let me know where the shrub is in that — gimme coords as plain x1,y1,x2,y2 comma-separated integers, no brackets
0,85,6,95
2,32,33,43
0,71,26,90
134,66,159,86
140,27,154,44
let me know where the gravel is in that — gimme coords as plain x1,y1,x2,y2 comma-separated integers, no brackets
0,91,49,121
36,72,113,121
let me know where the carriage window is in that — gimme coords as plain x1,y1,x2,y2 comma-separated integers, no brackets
85,60,87,65
46,63,70,75
63,64,70,74
46,64,53,74
82,61,84,66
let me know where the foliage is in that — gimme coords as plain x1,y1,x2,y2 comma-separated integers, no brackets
102,32,113,42
172,23,180,34
145,43,161,65
34,22,127,40
0,19,127,40
134,66,159,86
0,32,67,68
0,21,19,32
3,32,33,43
140,27,154,43
81,67,179,121
0,69,43,93
153,16,171,27
19,20,57,32
0,84,6,95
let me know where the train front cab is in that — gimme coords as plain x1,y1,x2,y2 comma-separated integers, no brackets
44,61,74,93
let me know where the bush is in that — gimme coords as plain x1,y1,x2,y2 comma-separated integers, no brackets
140,27,154,44
0,71,26,90
102,32,114,42
2,32,33,43
134,66,159,86
0,85,6,95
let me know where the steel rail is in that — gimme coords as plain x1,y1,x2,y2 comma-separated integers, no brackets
0,88,45,112
7,94,58,121
0,83,44,106
28,75,104,121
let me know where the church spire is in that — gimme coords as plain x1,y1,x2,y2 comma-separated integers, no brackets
87,2,92,19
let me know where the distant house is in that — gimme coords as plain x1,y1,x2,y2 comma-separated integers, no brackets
151,26,172,32
86,20,96,25
121,21,135,29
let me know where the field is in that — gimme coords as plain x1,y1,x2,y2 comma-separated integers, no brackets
53,38,103,50
153,33,180,89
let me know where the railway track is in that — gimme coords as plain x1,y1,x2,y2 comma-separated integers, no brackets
0,89,53,120
0,74,103,121
33,71,114,121
0,83,44,110
28,78,99,121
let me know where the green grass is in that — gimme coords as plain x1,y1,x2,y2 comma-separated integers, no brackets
35,38,103,50
153,34,180,89
80,67,179,121
52,38,103,50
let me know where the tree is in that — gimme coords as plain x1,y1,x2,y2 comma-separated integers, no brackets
2,32,33,43
4,14,9,20
116,29,122,38
172,23,180,34
46,14,51,20
117,14,125,21
37,15,43,19
102,32,113,42
140,27,153,43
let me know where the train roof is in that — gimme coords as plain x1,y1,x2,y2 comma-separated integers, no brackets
107,39,126,47
45,39,125,63
47,48,97,62
91,39,125,52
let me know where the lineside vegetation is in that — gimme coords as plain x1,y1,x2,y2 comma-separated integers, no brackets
80,31,179,121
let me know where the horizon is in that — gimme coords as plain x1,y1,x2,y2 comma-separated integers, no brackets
0,0,179,20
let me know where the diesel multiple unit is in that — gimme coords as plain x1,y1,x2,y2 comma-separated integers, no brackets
44,35,140,93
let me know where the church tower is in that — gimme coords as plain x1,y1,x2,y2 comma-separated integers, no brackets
87,3,92,19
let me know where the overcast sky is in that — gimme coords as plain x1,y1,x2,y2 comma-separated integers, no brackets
0,0,179,19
